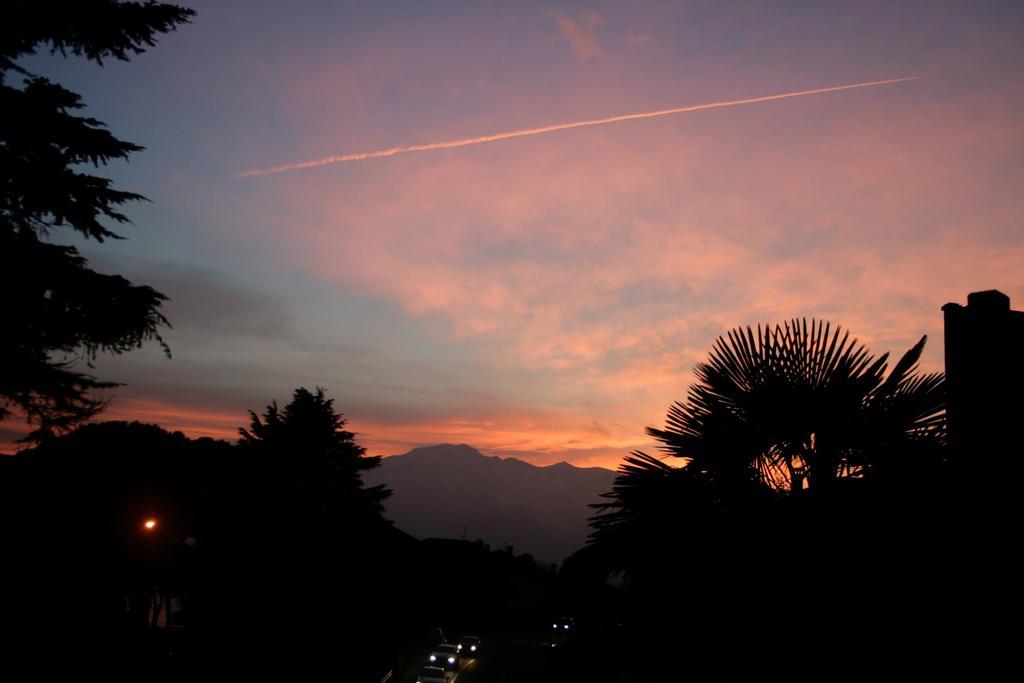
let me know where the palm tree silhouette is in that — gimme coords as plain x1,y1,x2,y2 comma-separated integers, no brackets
657,320,943,490
586,321,947,681
591,320,945,545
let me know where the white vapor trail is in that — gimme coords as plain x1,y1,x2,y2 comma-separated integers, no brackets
237,76,917,178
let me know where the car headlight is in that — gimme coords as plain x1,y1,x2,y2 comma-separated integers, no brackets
448,657,456,663
470,645,476,651
563,625,569,629
429,655,436,661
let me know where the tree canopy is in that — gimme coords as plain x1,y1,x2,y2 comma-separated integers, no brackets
239,387,392,520
0,1,194,440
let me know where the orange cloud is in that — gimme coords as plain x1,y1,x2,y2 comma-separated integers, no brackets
9,2,1024,481
353,409,650,469
99,398,242,443
244,70,1024,461
0,419,32,455
27,394,656,471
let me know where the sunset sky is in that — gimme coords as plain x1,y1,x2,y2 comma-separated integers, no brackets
6,0,1023,468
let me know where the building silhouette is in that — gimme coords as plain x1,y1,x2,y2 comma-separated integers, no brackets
942,289,1024,459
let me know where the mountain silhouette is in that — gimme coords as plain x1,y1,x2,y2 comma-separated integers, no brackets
364,444,617,564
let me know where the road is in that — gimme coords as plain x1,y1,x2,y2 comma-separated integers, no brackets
403,635,551,683
453,637,550,683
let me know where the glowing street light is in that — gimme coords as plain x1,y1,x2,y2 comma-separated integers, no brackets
142,518,158,532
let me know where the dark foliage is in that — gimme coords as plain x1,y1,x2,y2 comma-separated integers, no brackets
0,421,230,668
1,417,414,674
0,1,193,439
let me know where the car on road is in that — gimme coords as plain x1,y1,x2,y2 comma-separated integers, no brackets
458,635,482,657
416,665,448,683
427,642,461,673
551,616,575,647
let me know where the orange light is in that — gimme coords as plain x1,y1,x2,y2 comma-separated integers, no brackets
143,518,158,531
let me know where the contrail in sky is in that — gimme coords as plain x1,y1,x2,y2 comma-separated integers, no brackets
237,76,917,178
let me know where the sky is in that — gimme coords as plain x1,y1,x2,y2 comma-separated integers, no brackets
4,0,1024,468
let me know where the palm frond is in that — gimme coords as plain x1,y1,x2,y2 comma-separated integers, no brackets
637,321,944,493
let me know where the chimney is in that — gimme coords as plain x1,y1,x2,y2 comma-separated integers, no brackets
942,290,1024,459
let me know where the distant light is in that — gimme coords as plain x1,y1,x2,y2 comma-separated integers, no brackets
143,518,158,531
470,645,476,651
447,657,455,664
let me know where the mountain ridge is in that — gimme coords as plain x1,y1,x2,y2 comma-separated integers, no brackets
379,442,615,472
364,444,618,564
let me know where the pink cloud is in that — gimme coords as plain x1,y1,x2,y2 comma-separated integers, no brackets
130,10,1024,471
10,3,1024,478
550,9,606,61
237,72,1024,464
